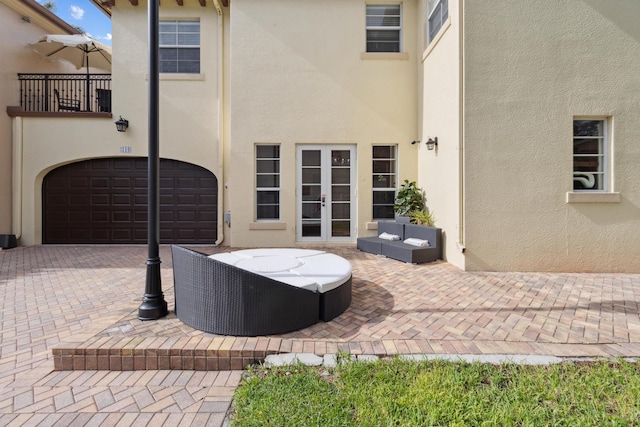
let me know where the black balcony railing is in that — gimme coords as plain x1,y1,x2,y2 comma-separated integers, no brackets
18,73,112,113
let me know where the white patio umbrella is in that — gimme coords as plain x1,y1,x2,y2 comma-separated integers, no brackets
29,34,112,111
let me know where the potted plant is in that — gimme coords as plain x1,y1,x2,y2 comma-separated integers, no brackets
393,180,425,222
410,208,436,227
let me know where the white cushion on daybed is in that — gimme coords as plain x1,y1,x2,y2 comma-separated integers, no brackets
293,253,352,293
231,248,325,258
261,272,318,291
208,252,246,265
209,249,351,293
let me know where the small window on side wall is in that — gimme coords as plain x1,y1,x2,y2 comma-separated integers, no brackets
573,118,607,191
427,0,448,45
256,145,280,220
366,4,401,53
372,145,397,220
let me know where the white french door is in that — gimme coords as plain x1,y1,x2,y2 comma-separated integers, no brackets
297,145,356,242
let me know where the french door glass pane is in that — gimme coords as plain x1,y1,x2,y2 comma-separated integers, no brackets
303,222,321,237
332,169,350,184
331,150,350,166
302,168,321,184
302,184,321,201
302,203,320,219
332,186,350,201
332,221,350,237
332,203,350,219
302,150,321,166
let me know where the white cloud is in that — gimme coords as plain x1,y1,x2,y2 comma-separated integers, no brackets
92,33,112,42
70,5,84,20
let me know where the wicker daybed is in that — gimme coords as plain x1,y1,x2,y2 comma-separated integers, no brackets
171,245,352,336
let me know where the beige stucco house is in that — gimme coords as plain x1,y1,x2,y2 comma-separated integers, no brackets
5,0,640,273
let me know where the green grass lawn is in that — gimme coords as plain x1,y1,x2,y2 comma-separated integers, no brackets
230,357,640,426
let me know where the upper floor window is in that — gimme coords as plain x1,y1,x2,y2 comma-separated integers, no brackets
366,5,401,53
159,20,200,73
427,0,448,44
573,119,607,191
372,145,397,219
256,144,280,220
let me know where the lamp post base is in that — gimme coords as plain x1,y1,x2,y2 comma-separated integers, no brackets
138,298,168,320
138,258,168,320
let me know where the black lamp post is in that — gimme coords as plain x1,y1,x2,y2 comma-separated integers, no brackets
138,0,168,321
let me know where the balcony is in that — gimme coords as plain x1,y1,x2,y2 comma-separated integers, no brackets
15,73,112,114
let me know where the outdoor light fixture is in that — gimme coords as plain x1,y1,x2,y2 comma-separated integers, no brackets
410,140,420,145
426,137,438,150
115,116,129,132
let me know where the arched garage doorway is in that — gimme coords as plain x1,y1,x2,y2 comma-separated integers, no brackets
43,157,218,244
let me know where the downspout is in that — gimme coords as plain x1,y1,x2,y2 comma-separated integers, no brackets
457,0,465,254
213,0,225,245
12,117,23,240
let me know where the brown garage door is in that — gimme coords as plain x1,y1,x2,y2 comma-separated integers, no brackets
43,157,218,244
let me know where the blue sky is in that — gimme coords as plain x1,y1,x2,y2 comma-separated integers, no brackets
39,0,112,45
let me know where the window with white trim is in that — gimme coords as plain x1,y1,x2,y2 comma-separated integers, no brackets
573,119,607,191
366,4,401,53
256,145,280,220
372,145,397,219
427,0,448,45
159,20,200,73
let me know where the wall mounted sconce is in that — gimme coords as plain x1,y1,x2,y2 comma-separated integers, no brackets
410,140,420,145
115,116,129,132
426,137,438,150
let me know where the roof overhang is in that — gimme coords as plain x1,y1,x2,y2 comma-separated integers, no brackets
2,0,81,34
91,0,228,14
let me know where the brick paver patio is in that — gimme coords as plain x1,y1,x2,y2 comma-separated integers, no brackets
1,245,639,425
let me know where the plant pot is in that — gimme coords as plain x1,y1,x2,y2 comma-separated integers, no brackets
395,215,411,224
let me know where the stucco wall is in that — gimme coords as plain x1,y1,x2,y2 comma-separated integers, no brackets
0,2,78,237
17,116,118,244
462,0,640,272
112,2,220,171
419,0,464,269
227,0,419,247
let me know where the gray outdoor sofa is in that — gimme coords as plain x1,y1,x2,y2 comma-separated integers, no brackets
171,245,352,336
357,222,442,264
